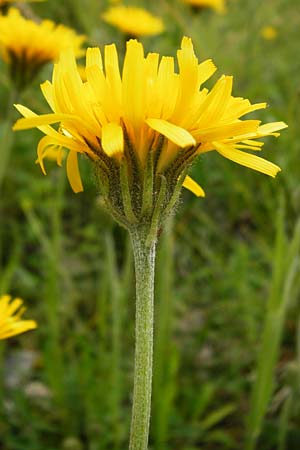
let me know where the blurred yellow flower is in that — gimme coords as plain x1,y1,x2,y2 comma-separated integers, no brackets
261,26,278,41
0,8,85,88
183,0,226,13
102,5,164,37
0,295,37,340
14,37,286,200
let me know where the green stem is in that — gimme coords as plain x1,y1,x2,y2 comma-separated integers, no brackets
129,226,156,450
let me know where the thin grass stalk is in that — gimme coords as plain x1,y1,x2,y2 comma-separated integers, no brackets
297,312,300,395
246,204,300,450
43,169,66,407
21,170,66,405
0,238,22,296
0,342,4,419
277,394,292,450
105,232,123,449
0,88,18,193
90,259,109,450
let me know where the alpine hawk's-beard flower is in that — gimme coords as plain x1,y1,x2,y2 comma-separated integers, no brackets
102,5,164,38
183,0,226,14
13,37,287,450
0,8,85,90
0,295,37,340
13,36,286,231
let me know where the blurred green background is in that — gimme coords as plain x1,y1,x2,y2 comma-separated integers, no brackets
1,0,300,449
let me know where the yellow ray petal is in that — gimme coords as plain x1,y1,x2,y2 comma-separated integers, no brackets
182,175,205,197
197,59,217,86
0,320,37,340
257,121,288,135
122,39,145,129
14,104,88,155
40,81,56,111
13,104,59,135
104,44,122,97
13,112,75,130
146,118,196,148
6,297,23,316
193,120,260,143
66,151,83,193
101,122,124,156
224,121,288,145
37,135,56,174
86,47,103,70
214,142,281,177
85,64,107,105
148,56,177,118
172,37,199,121
0,295,10,316
197,75,233,125
0,295,37,340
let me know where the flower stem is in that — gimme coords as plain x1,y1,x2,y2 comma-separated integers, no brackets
129,225,156,450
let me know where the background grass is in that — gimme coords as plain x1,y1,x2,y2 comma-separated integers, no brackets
1,0,300,449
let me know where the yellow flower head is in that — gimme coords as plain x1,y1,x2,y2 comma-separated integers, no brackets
13,37,286,227
0,295,37,340
183,0,226,14
102,5,164,37
261,26,278,41
0,8,85,88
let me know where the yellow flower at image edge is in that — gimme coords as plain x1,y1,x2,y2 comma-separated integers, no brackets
102,5,164,37
0,295,37,340
183,0,226,14
0,8,85,89
13,37,286,206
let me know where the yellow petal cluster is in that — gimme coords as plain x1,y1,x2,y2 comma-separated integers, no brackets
0,295,37,340
183,0,226,14
0,8,85,67
13,37,286,196
102,5,164,37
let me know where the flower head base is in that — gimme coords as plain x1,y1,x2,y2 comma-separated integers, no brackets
13,37,286,232
0,8,85,89
102,5,164,37
0,295,37,340
183,0,226,14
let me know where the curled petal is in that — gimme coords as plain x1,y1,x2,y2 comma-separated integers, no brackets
182,175,205,197
66,150,83,193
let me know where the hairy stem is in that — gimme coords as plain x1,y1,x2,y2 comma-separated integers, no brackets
129,226,156,450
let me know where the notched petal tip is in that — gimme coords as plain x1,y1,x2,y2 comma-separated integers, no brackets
181,36,193,50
